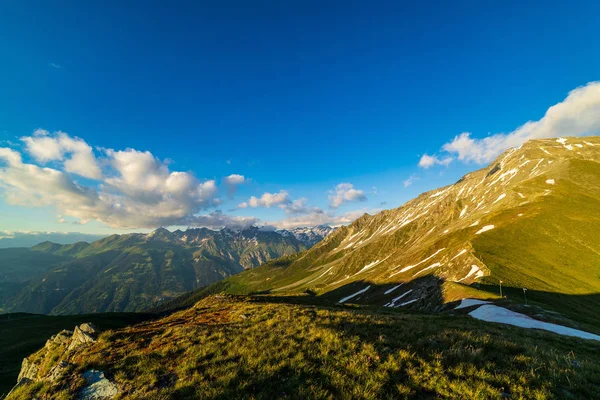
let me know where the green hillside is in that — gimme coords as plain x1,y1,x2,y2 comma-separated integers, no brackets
1,227,321,315
177,137,600,332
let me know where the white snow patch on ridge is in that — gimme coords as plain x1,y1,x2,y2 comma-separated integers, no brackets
413,262,442,277
339,286,370,303
384,284,403,295
399,298,418,307
450,249,467,261
455,298,491,310
457,265,484,282
469,305,600,341
546,179,555,185
492,193,506,204
475,225,495,235
393,248,445,275
384,289,413,307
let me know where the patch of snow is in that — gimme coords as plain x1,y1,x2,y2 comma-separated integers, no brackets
392,248,445,275
469,305,600,341
443,229,449,234
339,285,371,303
475,270,485,278
517,192,525,199
457,265,482,282
384,289,413,307
450,249,467,261
475,225,495,235
546,179,555,185
575,143,584,148
565,144,573,151
519,159,531,168
584,141,595,147
304,266,335,286
492,193,506,205
459,206,468,218
455,298,491,310
469,221,479,227
384,284,403,295
529,158,544,176
413,262,442,277
539,147,552,156
399,298,419,307
556,137,567,145
357,260,381,274
517,213,523,217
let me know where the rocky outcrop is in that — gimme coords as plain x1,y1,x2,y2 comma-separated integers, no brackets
7,322,116,399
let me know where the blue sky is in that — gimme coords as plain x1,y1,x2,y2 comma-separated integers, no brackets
1,1,600,234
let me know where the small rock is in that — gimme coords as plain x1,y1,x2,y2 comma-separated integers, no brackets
17,357,39,381
47,360,71,382
79,369,119,399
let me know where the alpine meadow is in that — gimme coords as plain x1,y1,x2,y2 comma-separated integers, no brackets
2,2,600,399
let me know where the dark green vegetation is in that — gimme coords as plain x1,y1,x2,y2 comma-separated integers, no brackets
8,295,600,399
183,137,600,333
0,227,313,315
0,312,151,396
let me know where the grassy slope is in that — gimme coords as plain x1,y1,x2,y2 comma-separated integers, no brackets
0,312,152,397
169,139,600,333
9,295,600,399
472,159,600,331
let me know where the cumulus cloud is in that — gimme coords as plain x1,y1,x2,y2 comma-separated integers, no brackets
0,131,220,229
431,82,600,165
22,130,102,179
238,190,290,209
418,154,453,169
223,174,247,196
328,183,367,209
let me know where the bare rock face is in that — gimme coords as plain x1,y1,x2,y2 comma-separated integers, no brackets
68,323,98,351
47,360,72,382
17,357,39,382
10,322,102,396
79,369,119,399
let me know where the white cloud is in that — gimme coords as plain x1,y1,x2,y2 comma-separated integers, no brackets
223,174,247,196
183,210,259,230
224,174,246,185
403,174,418,188
269,208,375,229
418,154,453,169
437,81,600,164
0,131,220,229
22,130,102,179
238,190,290,209
328,183,367,209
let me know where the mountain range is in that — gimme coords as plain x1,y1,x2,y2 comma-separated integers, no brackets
0,226,333,315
